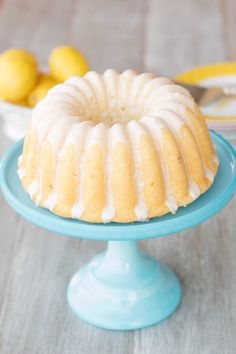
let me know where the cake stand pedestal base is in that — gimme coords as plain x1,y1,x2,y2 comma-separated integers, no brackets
67,240,181,330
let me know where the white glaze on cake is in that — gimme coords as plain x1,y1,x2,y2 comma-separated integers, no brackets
27,181,38,198
101,127,115,223
213,154,219,165
140,115,178,213
19,69,218,223
127,121,148,221
17,167,26,179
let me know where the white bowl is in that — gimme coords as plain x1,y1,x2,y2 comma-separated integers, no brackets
0,99,32,141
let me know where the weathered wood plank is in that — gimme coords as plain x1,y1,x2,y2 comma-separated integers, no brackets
0,200,236,354
0,131,20,310
140,200,236,354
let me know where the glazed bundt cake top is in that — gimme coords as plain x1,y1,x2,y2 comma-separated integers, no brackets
20,69,218,223
31,68,217,179
32,69,199,126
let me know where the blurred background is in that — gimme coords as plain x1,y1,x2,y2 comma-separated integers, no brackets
1,0,236,143
0,0,234,76
0,1,236,354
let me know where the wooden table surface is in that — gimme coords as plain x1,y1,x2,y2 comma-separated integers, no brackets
0,1,236,353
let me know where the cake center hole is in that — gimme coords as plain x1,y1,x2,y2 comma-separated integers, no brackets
82,99,142,124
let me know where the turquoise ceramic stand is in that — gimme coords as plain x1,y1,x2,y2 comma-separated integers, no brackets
1,131,236,330
67,240,181,330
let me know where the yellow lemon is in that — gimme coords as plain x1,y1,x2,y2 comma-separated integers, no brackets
0,49,38,102
27,73,57,107
49,46,89,82
17,99,30,107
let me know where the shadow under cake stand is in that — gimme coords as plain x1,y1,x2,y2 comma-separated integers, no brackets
1,131,236,330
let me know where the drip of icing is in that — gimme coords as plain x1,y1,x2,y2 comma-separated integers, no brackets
18,155,23,165
70,123,94,218
46,117,76,150
42,121,78,212
72,123,109,218
102,122,130,221
205,168,215,182
140,116,178,214
44,192,57,211
188,181,201,200
71,203,84,219
86,122,108,149
166,196,178,213
65,121,94,147
212,154,219,165
127,121,149,221
101,127,115,223
17,168,26,179
101,207,115,223
153,109,184,134
17,155,25,179
27,181,38,198
45,120,81,211
36,114,73,141
135,202,149,221
110,123,129,147
85,123,109,219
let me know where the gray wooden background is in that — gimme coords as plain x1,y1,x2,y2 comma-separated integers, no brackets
0,1,236,353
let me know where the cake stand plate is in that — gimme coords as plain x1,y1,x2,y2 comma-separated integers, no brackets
1,131,236,330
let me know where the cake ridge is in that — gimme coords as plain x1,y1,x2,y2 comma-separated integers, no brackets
101,126,115,223
127,120,149,221
153,109,200,201
140,115,178,213
71,123,93,218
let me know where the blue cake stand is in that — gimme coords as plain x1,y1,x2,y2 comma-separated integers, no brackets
1,131,236,330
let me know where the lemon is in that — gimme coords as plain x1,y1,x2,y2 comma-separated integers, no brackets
49,46,89,82
17,99,30,107
27,73,57,107
0,49,38,102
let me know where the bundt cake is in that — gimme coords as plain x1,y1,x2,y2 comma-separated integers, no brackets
18,69,219,223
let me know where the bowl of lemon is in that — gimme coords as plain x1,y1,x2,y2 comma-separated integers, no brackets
0,46,89,141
